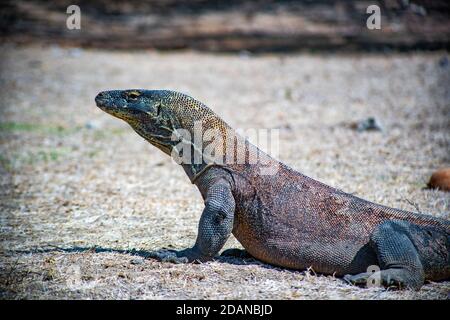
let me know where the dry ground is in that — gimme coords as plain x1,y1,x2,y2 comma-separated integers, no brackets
0,44,449,299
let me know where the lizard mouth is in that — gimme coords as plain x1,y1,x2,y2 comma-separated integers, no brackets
95,91,150,129
95,92,113,109
95,91,128,118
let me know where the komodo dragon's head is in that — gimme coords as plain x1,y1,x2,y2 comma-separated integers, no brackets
95,89,230,159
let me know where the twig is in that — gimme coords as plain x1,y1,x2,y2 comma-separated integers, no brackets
404,198,422,214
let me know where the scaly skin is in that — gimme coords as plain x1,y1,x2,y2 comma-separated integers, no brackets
95,89,450,290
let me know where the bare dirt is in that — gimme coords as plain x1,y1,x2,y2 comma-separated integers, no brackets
0,44,449,299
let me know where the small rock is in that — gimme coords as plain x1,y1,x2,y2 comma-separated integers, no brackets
351,117,383,132
130,257,145,265
428,168,450,192
85,121,101,130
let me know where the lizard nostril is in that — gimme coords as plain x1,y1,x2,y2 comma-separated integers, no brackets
95,93,108,107
95,92,106,102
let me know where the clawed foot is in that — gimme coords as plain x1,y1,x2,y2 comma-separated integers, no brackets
146,248,212,264
343,270,420,290
343,273,372,287
146,248,252,264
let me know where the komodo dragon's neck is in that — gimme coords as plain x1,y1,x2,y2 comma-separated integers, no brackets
164,94,262,185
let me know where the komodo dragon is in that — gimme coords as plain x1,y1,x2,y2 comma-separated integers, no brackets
95,89,449,290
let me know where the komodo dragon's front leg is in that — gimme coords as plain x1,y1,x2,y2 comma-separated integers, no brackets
149,180,235,263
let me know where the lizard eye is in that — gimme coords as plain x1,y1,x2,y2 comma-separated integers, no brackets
127,91,141,101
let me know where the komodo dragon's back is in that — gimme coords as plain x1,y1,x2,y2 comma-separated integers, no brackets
232,162,449,282
95,89,450,290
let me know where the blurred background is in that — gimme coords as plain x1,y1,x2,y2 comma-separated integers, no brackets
0,1,449,299
1,0,450,52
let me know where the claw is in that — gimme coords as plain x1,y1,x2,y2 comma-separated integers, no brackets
146,249,186,263
343,273,370,286
146,248,210,264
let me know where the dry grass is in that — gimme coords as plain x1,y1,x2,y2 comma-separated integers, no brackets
0,44,449,299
